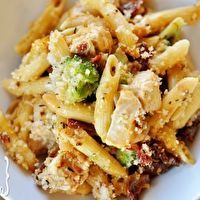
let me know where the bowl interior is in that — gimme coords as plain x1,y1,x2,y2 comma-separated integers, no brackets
0,0,200,200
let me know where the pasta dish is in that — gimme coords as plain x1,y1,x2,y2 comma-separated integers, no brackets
1,0,200,199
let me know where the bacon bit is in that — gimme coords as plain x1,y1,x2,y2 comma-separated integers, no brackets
77,43,88,55
138,150,152,167
0,134,10,144
128,62,141,74
127,144,140,151
128,42,154,73
177,116,200,145
120,0,145,18
60,153,83,174
71,164,83,174
48,146,59,158
143,140,180,176
16,81,20,87
53,0,62,7
47,66,53,74
128,144,152,167
126,174,150,200
110,147,118,155
38,163,46,172
91,54,102,64
67,119,97,137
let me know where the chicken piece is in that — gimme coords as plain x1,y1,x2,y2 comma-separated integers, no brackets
130,70,161,113
106,89,148,149
60,12,113,55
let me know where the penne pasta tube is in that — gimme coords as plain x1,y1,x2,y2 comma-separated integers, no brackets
15,0,65,55
140,2,200,35
6,99,20,114
60,13,99,30
150,125,195,164
2,77,50,97
48,30,70,65
12,37,50,82
150,39,190,75
43,93,94,124
60,127,127,178
0,110,38,171
81,0,138,49
159,17,186,41
167,56,195,90
149,77,199,131
142,36,160,48
16,97,33,141
167,64,189,90
172,82,200,129
94,55,121,141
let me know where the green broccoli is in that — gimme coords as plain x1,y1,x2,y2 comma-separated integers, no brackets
160,17,186,44
51,55,100,104
64,55,100,103
116,149,137,167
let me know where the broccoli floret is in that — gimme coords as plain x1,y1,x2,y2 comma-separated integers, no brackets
160,17,186,44
116,149,137,167
49,55,100,104
62,55,100,103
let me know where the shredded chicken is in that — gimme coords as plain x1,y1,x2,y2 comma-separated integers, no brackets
106,89,148,148
130,70,161,113
60,13,113,55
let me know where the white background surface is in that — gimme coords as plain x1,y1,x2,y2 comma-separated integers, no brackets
0,0,200,200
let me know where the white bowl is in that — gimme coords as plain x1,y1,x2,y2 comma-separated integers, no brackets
0,0,200,200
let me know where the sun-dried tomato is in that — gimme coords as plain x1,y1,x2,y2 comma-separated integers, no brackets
67,119,97,137
0,134,10,144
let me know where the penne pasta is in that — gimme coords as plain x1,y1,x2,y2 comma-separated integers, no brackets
6,99,20,115
81,0,138,50
159,17,186,41
48,30,70,65
150,125,195,164
60,126,127,178
16,97,33,141
15,0,65,55
60,13,101,30
142,36,160,48
172,82,200,129
149,77,199,132
43,93,94,124
94,55,121,141
150,39,190,75
140,2,200,35
2,77,50,97
0,110,38,171
167,63,189,90
12,37,50,82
